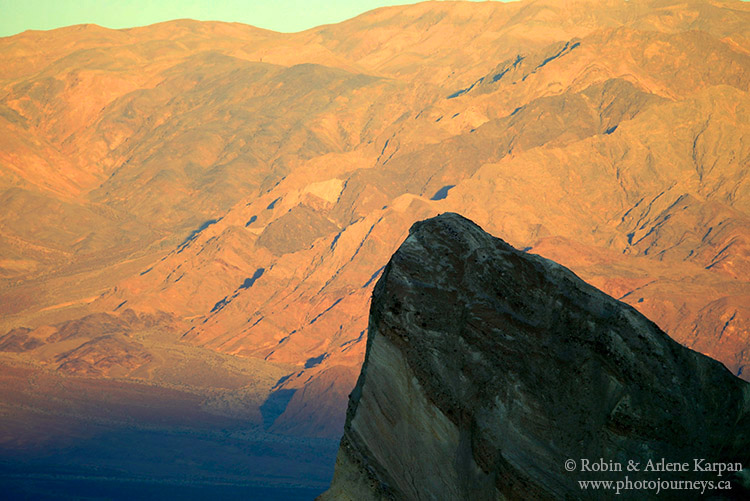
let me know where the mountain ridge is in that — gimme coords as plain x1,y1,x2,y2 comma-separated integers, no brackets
0,0,748,473
322,212,750,500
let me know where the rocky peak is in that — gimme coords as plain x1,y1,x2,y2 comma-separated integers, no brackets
322,212,750,500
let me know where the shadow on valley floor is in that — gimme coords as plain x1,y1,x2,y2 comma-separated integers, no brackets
0,425,337,500
1,478,324,501
0,363,337,500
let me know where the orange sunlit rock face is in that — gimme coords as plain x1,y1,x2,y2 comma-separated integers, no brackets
0,0,749,446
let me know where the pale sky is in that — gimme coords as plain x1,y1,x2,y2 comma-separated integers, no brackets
0,0,506,38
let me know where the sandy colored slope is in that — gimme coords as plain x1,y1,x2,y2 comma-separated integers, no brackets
0,0,749,441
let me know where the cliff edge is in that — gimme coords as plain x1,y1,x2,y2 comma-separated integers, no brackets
321,213,749,500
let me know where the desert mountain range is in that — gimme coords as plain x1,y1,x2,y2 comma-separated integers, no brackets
0,0,749,491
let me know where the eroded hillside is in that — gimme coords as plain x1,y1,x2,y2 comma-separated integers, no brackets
0,0,748,449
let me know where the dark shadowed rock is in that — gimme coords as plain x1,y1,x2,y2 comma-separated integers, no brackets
321,213,750,500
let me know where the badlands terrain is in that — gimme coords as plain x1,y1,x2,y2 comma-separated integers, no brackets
0,0,748,495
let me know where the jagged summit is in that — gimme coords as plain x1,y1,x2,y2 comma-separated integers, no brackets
322,213,750,500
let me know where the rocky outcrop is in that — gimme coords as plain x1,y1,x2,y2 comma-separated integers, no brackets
322,213,750,500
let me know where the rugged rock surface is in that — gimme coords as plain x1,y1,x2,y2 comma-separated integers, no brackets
1,0,749,444
322,213,750,500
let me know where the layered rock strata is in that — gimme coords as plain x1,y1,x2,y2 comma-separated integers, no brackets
322,213,750,500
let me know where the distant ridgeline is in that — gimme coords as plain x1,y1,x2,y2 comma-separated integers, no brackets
0,0,748,497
